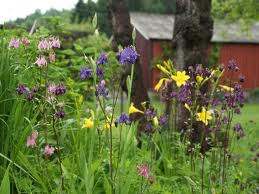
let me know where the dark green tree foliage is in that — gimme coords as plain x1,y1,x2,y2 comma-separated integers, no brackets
71,0,86,23
97,0,112,36
71,0,97,23
127,0,176,14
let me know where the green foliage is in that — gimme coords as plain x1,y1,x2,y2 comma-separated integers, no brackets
208,43,221,67
0,167,10,194
212,0,259,23
7,9,71,30
71,0,97,23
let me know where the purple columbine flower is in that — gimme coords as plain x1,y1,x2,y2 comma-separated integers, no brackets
48,84,57,94
96,80,109,97
224,83,245,109
116,113,131,125
117,46,138,65
222,116,229,124
194,64,211,78
54,84,66,96
234,108,241,114
144,122,153,133
80,67,92,80
239,75,245,83
233,123,245,139
9,38,20,48
177,83,192,104
159,115,168,126
35,56,48,67
97,52,108,65
55,110,65,119
96,67,104,79
144,108,156,120
211,98,221,107
26,91,35,101
16,84,28,95
47,83,66,96
227,59,239,72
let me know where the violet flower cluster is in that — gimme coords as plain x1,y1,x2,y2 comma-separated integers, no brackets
117,46,138,65
16,84,38,101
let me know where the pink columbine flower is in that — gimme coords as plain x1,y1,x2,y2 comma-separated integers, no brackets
9,38,20,48
44,144,55,157
47,83,57,94
35,56,48,67
137,164,150,178
21,37,30,46
49,52,56,63
38,39,51,50
49,37,61,48
26,130,38,148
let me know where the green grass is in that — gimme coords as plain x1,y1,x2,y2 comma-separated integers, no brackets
234,103,259,128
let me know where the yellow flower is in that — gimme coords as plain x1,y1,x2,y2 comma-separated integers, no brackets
82,117,94,129
104,118,115,130
171,71,190,87
184,103,191,112
219,85,234,92
196,75,204,84
154,78,168,91
153,116,159,126
129,103,144,114
196,107,213,126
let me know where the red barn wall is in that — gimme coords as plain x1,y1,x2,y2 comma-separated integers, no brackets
218,43,259,89
136,33,259,90
151,40,164,89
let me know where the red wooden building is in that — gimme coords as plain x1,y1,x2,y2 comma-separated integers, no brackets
130,12,259,90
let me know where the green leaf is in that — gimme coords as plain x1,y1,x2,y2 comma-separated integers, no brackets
132,27,136,44
74,43,83,52
0,167,10,194
92,13,97,29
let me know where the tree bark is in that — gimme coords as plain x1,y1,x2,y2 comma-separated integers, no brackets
172,0,214,131
108,0,149,136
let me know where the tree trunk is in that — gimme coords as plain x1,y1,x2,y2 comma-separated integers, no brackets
172,0,214,131
108,0,149,136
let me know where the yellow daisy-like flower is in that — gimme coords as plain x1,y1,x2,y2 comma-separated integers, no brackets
82,117,94,129
171,71,190,87
196,75,204,84
196,107,213,126
219,85,234,92
154,78,168,91
129,103,144,114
